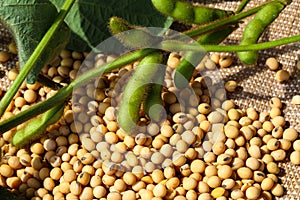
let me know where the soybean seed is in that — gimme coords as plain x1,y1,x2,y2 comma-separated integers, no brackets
275,69,290,83
219,55,233,68
261,177,275,191
291,95,300,105
207,176,221,188
225,80,238,92
266,162,280,174
0,51,10,62
266,57,279,71
271,183,284,196
245,186,261,200
290,151,300,165
283,128,298,141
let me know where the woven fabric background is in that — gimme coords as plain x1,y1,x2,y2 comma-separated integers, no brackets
0,0,299,199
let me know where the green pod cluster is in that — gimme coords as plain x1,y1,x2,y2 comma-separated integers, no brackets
238,1,287,65
151,0,232,25
118,51,164,134
174,26,237,89
143,65,166,122
108,17,161,49
12,102,65,147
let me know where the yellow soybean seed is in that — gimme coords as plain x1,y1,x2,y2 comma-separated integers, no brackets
269,97,282,108
122,190,136,200
245,157,260,171
225,80,238,92
266,162,280,174
153,183,167,197
0,164,14,177
261,177,275,191
219,55,233,68
271,183,284,197
245,186,261,200
265,57,279,71
237,167,253,179
123,172,137,185
283,128,298,141
270,149,286,161
267,138,280,151
190,159,205,173
272,116,286,127
290,151,300,165
207,176,221,188
8,42,18,54
275,69,290,83
182,177,197,190
211,187,225,198
0,51,10,62
291,95,300,105
293,140,300,151
217,165,233,179
269,107,281,118
210,54,220,64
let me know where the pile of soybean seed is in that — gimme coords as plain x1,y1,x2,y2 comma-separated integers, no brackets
0,46,299,200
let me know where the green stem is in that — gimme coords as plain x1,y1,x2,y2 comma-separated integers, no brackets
160,34,300,52
235,0,250,13
182,1,277,38
0,48,155,134
70,49,155,89
0,0,75,118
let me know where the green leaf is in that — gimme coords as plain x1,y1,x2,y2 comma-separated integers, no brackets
0,0,70,84
49,0,173,52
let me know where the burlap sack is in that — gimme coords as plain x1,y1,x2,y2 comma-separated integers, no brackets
0,0,299,199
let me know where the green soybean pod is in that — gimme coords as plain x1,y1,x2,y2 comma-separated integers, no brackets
109,17,161,49
151,0,232,25
12,102,65,147
174,26,237,89
143,64,166,122
118,51,164,134
238,1,287,65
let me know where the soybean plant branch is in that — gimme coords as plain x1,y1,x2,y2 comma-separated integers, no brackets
70,49,156,89
0,86,73,135
160,34,300,52
235,0,250,13
0,0,75,118
184,1,283,38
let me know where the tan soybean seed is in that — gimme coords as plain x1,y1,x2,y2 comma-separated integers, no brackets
291,95,300,105
290,151,300,165
237,167,253,179
219,55,233,68
266,162,280,174
271,183,284,197
265,57,279,71
245,186,261,199
0,51,10,62
293,140,300,151
153,183,167,197
225,80,238,92
283,128,298,141
207,176,221,188
182,177,197,190
261,177,275,191
275,69,290,83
